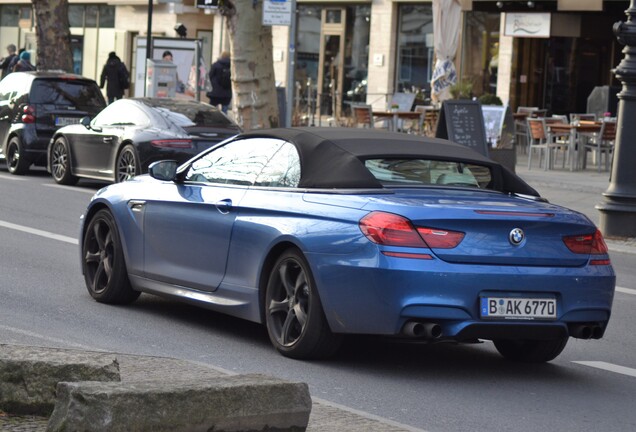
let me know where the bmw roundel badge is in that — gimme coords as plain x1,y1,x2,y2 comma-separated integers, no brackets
509,228,525,245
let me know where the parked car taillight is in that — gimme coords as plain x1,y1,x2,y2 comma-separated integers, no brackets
151,139,193,149
21,105,35,123
359,211,464,249
563,229,610,265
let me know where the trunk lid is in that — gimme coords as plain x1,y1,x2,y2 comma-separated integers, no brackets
363,188,595,267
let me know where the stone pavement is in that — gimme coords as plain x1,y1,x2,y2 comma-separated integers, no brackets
2,154,633,432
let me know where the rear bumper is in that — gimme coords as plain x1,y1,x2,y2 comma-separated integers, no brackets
308,250,615,340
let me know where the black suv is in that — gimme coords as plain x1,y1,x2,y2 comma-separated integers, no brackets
0,71,106,174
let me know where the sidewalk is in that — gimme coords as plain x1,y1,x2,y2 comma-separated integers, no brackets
514,152,636,254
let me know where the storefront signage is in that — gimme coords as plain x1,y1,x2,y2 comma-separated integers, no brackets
196,0,218,9
263,0,292,26
504,13,551,38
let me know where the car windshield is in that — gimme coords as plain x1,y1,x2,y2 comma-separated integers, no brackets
364,158,492,189
30,80,105,111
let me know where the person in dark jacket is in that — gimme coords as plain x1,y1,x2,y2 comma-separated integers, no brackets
13,51,35,72
0,44,17,78
8,48,25,73
100,52,129,104
207,51,232,114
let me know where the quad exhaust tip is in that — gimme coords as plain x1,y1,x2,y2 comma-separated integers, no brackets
402,321,443,339
570,323,604,340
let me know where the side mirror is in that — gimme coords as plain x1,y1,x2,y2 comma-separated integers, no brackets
80,116,91,128
148,160,178,181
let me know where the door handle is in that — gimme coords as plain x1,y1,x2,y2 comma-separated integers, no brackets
215,199,232,214
103,137,113,143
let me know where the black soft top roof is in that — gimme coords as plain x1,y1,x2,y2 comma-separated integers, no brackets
239,127,538,196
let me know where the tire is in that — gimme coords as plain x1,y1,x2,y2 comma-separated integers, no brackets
6,137,30,175
82,209,140,304
264,249,343,359
493,337,568,363
116,144,140,183
50,137,79,185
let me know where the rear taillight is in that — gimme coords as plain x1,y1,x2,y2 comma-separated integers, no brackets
21,105,35,123
360,212,425,247
151,139,193,149
416,227,465,249
359,211,464,249
563,229,610,262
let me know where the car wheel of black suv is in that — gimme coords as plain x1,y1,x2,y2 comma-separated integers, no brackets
6,137,30,175
264,248,343,359
82,209,140,304
51,137,79,185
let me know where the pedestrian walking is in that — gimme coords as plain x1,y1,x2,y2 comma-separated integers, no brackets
100,52,129,104
12,51,35,72
207,51,232,114
8,48,25,73
0,44,17,78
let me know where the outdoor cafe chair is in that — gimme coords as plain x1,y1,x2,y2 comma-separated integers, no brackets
527,117,566,170
514,107,538,154
583,118,616,172
570,113,597,123
351,104,375,129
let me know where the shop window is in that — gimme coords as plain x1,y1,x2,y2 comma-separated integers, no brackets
396,5,434,99
1,5,20,26
68,4,115,28
85,5,98,27
69,5,84,27
462,12,500,98
99,5,115,27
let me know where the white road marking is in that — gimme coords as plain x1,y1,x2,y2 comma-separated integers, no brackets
573,361,636,378
0,219,78,245
0,324,102,351
0,173,27,181
42,183,99,194
616,286,636,296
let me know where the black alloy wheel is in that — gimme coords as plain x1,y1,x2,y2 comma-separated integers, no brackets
493,337,568,363
6,137,30,175
116,144,140,183
51,137,79,185
264,249,342,359
82,209,140,304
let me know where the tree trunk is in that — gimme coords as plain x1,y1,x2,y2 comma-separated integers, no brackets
32,0,73,72
224,0,279,130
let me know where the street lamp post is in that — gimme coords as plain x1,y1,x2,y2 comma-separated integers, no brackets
597,0,636,238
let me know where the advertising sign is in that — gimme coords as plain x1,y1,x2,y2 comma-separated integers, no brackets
263,0,292,26
504,13,551,38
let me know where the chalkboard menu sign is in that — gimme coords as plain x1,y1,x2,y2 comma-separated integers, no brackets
435,100,489,157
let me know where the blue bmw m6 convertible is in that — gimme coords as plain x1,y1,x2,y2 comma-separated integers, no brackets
80,128,615,362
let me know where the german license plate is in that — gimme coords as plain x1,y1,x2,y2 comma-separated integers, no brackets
480,297,557,320
55,116,80,126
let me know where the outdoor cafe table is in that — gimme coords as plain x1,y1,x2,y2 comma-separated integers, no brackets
548,122,602,171
372,111,423,132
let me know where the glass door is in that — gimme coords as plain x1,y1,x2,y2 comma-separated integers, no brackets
317,8,346,119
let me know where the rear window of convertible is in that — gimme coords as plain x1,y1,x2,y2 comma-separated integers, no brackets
364,159,492,189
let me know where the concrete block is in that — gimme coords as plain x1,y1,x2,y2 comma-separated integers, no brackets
0,344,120,416
47,374,312,432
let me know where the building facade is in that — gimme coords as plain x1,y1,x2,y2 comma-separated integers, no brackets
0,0,628,118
